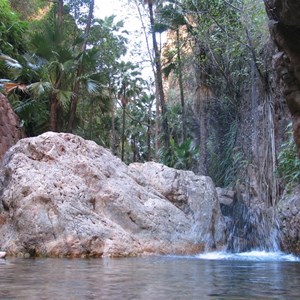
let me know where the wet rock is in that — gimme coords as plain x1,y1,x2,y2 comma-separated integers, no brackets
277,186,300,254
216,188,234,206
217,187,279,253
0,132,226,257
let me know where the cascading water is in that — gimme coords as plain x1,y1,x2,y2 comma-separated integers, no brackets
219,189,283,254
197,191,300,261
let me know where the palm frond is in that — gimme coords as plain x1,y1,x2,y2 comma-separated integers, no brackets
56,90,73,108
28,81,52,97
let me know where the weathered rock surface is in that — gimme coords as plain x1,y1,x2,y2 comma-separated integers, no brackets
0,93,25,161
264,0,300,157
0,132,226,257
277,186,300,254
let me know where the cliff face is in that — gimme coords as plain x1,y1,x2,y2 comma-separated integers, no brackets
264,0,300,254
0,93,25,162
264,0,300,157
163,17,290,251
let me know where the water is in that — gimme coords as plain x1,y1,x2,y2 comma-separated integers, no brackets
0,251,300,299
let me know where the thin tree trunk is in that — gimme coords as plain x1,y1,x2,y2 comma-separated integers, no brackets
67,0,94,133
56,102,63,132
148,1,170,149
121,104,126,161
147,100,152,161
131,135,138,162
49,0,63,132
176,27,186,142
50,93,58,131
110,86,117,155
88,98,94,139
135,1,159,157
57,0,63,44
198,86,207,175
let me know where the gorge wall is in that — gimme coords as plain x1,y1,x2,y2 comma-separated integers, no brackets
264,0,300,157
162,0,300,253
0,93,24,161
264,0,300,254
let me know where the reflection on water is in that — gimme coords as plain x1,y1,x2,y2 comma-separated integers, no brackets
0,252,300,299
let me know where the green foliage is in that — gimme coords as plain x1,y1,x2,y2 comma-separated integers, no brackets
277,124,300,187
9,0,48,20
158,138,199,170
0,0,28,77
9,93,49,136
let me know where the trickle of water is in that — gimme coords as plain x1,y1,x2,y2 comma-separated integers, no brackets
225,203,282,253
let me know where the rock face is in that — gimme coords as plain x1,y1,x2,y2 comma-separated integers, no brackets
264,0,300,255
0,93,25,161
264,0,300,157
277,187,300,254
0,132,226,257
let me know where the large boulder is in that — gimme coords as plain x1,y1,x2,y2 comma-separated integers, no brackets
0,132,226,257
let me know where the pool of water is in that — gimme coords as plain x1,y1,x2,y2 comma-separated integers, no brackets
0,251,300,299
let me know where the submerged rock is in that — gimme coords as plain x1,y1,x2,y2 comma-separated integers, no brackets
0,132,226,258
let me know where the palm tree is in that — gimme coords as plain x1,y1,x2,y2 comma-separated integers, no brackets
156,2,188,142
117,62,144,161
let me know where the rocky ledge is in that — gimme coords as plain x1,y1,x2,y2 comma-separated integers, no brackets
0,132,226,258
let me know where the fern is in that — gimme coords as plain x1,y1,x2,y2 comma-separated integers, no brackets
277,123,300,187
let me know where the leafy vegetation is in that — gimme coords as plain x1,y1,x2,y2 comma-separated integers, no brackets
278,124,300,187
0,0,298,193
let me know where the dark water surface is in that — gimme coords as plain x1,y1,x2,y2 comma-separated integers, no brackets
0,251,300,299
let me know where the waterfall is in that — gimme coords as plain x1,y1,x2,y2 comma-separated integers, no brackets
218,188,281,253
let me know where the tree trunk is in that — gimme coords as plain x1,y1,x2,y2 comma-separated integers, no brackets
131,135,138,162
110,87,117,155
50,93,58,131
194,41,208,175
57,0,63,44
49,0,63,132
176,27,186,142
121,104,126,161
88,97,94,139
198,85,207,175
147,100,152,161
67,0,94,133
148,1,170,149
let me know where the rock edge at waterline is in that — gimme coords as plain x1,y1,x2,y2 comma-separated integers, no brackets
0,132,226,258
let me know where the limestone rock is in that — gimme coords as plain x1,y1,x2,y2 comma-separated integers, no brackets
0,93,25,162
0,132,226,257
